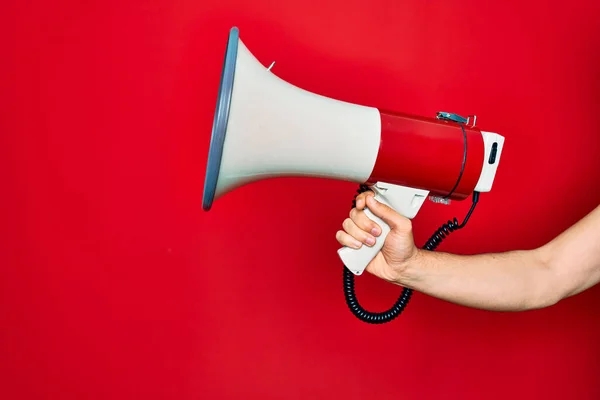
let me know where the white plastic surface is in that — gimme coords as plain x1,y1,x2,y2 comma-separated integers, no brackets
214,39,382,200
474,131,505,192
337,183,429,275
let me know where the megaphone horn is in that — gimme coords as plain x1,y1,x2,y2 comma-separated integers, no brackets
203,27,505,324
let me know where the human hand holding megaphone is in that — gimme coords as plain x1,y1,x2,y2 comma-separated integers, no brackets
336,190,419,285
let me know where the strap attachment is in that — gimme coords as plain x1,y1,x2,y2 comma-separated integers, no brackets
436,111,477,128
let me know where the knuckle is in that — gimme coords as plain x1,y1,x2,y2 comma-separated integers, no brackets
398,218,412,232
360,211,372,221
357,211,372,226
342,218,353,231
352,209,364,222
357,191,373,202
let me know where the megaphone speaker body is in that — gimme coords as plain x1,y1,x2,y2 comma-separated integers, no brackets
203,27,504,276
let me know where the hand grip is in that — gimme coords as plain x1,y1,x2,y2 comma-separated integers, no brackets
337,193,392,275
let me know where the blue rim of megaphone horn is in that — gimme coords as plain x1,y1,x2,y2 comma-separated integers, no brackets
202,26,239,211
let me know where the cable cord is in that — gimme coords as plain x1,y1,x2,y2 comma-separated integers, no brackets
343,185,480,324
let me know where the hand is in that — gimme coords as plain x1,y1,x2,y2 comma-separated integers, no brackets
336,190,420,284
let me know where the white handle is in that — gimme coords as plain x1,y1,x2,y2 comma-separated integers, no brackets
337,183,429,275
337,193,392,275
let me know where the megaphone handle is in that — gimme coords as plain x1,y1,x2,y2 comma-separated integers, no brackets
337,192,393,275
337,183,429,275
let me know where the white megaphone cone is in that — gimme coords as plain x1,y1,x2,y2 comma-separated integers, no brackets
203,27,505,302
203,27,385,211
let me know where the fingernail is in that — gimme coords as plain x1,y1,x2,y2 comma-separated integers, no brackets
366,237,375,246
371,227,380,236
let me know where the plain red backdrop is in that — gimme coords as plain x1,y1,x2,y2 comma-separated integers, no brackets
2,1,600,399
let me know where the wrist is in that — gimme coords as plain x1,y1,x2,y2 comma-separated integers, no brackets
394,248,426,288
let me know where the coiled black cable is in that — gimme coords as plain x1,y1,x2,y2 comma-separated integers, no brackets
423,191,479,251
343,185,480,324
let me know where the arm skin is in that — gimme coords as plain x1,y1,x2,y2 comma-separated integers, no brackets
337,193,600,312
403,203,600,311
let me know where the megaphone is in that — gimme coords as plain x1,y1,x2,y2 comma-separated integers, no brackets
203,27,505,324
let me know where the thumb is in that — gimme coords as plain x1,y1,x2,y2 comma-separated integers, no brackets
366,195,411,232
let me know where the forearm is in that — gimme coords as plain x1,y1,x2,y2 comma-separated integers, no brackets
398,247,558,311
348,193,600,311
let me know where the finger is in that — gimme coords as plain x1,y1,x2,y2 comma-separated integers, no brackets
365,195,411,232
355,190,375,210
342,217,377,246
350,208,381,236
335,230,363,249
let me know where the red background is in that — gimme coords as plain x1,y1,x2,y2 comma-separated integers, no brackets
2,1,600,399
